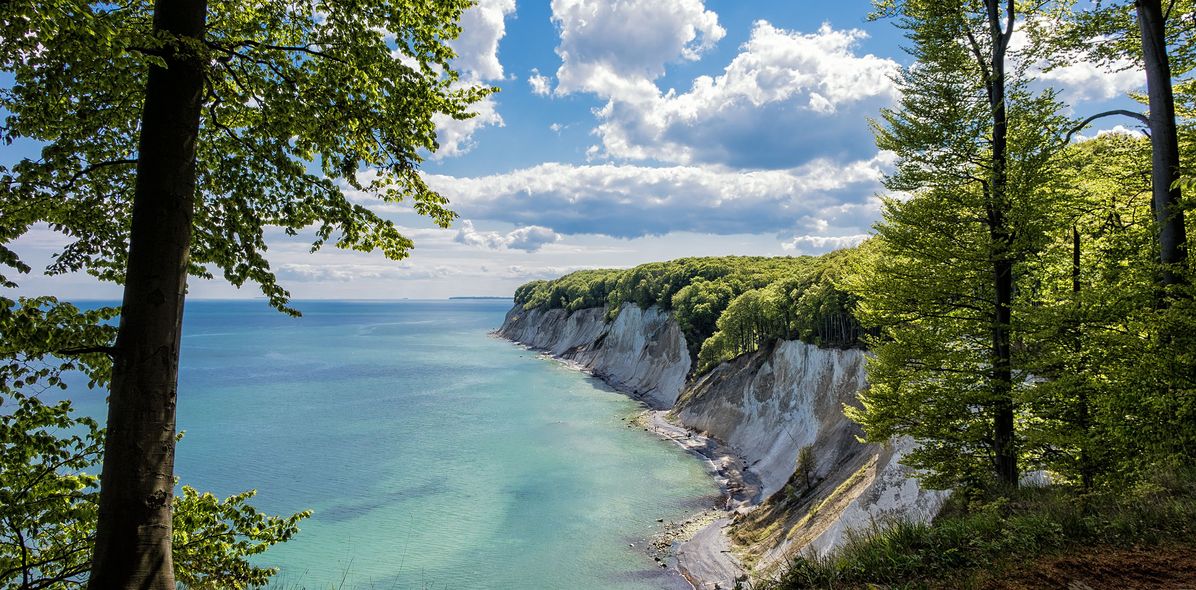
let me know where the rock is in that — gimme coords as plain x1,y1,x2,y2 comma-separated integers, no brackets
498,303,945,579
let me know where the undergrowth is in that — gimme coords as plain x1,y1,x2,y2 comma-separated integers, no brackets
757,471,1196,590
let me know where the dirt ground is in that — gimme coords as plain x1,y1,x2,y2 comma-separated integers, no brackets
978,544,1196,590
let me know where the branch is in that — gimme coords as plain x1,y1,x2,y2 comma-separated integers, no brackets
1064,109,1151,144
964,21,993,92
208,39,349,65
1004,0,1017,44
57,159,137,197
56,345,116,357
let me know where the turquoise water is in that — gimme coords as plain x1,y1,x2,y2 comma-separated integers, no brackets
66,300,717,589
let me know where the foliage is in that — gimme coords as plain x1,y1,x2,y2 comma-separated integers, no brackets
0,297,117,397
0,0,490,312
0,391,309,590
173,487,311,590
0,393,100,589
846,0,1069,490
511,253,867,370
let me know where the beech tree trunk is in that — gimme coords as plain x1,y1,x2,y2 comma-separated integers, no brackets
88,0,208,587
1072,226,1093,490
985,0,1019,488
1136,0,1189,288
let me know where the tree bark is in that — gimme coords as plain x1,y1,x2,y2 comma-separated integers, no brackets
88,0,208,587
985,0,1019,489
1072,226,1093,490
1136,0,1189,289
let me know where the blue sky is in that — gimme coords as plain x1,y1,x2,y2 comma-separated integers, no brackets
7,0,1145,300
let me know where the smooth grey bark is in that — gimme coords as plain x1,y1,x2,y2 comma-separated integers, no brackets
1136,0,1189,289
88,0,208,587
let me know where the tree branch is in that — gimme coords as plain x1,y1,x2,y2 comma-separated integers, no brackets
56,345,117,357
1064,109,1151,144
57,159,138,197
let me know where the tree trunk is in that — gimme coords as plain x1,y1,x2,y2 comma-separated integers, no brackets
986,0,1019,489
1136,0,1189,288
89,1,207,587
1073,226,1093,490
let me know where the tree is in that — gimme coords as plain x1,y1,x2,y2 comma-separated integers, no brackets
1059,0,1191,289
1136,0,1190,286
1034,133,1196,484
0,1,491,586
0,298,309,589
851,0,1066,490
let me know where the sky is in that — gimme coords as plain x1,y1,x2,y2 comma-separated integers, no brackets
6,0,1146,300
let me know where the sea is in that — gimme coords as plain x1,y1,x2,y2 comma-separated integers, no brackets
61,299,718,590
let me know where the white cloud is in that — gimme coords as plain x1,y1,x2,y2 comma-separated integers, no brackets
550,0,725,98
528,68,553,96
432,95,504,159
1072,123,1147,143
782,233,869,253
454,219,563,252
1008,21,1143,103
1036,60,1141,103
449,0,516,81
275,262,461,282
416,155,890,238
581,21,901,167
431,0,515,159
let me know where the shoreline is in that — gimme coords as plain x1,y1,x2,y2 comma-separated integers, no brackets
493,332,752,589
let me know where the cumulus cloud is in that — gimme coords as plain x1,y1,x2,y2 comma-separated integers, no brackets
550,0,724,98
1035,59,1141,103
449,0,516,81
415,155,889,239
1007,21,1142,104
454,220,563,252
782,233,869,253
430,0,515,159
432,96,505,159
1072,123,1147,143
528,68,553,96
498,264,601,280
579,21,901,167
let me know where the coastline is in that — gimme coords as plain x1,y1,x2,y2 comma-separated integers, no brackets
493,332,752,590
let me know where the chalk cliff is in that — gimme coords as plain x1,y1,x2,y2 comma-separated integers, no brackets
497,304,690,409
497,303,946,585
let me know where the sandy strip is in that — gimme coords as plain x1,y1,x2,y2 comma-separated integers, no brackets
640,411,753,590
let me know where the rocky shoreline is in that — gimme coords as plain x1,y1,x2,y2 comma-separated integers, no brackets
494,302,946,586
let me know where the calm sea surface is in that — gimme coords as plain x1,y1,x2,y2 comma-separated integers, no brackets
65,299,717,589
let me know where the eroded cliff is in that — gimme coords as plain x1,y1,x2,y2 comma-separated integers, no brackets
497,303,945,584
498,304,690,408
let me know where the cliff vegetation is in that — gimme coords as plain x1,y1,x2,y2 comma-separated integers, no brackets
512,252,866,372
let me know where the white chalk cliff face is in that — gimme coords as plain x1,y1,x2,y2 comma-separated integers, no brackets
498,304,691,409
498,303,946,579
677,340,870,501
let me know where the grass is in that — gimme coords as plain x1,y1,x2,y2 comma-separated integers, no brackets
755,472,1196,589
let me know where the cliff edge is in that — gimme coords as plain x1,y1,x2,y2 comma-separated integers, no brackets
497,303,946,586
